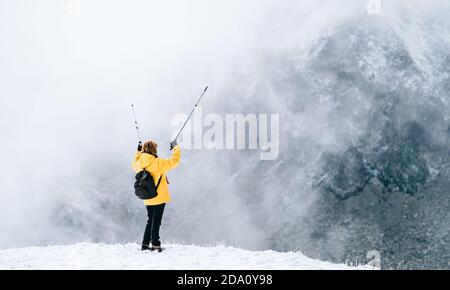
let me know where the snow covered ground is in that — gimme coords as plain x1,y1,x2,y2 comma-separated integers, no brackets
0,243,375,270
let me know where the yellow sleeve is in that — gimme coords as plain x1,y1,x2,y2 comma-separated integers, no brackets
132,152,155,172
155,145,181,173
132,151,152,172
132,151,141,172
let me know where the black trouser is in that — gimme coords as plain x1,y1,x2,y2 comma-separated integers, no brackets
142,203,166,247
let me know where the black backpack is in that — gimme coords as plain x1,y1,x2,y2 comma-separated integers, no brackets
134,170,162,200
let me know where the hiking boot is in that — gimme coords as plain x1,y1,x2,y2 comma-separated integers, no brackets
150,245,163,252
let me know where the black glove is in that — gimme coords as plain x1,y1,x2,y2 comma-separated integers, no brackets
170,139,178,150
137,141,142,151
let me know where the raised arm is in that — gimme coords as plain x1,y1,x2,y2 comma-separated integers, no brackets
155,145,181,173
131,151,143,172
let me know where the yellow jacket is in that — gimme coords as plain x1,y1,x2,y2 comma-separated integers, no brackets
132,145,181,205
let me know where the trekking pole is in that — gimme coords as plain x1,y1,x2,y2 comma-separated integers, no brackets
174,85,208,141
131,104,142,144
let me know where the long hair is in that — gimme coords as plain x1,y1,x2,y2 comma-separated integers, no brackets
142,141,158,157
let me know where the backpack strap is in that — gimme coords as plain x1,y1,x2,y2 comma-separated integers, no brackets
155,175,163,189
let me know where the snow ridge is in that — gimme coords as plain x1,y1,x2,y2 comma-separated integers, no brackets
0,243,375,270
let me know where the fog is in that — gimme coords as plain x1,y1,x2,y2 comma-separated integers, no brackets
1,0,449,269
0,0,268,247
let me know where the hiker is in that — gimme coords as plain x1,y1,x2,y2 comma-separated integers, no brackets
132,139,181,252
